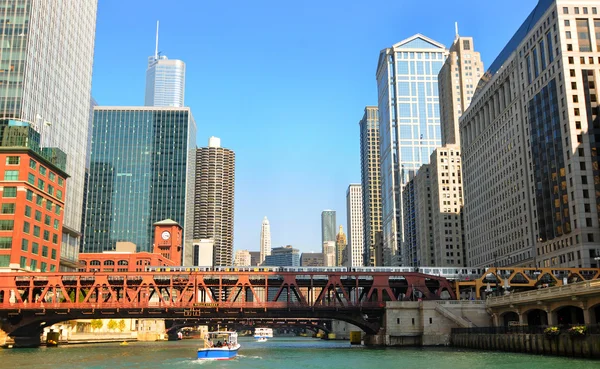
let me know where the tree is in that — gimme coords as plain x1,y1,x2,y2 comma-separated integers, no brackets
90,319,103,331
118,319,126,332
107,319,118,332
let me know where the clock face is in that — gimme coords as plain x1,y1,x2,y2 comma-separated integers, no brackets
161,231,171,240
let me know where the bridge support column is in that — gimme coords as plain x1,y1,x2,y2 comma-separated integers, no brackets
583,307,592,325
518,311,527,326
547,309,557,326
363,332,386,346
492,313,500,327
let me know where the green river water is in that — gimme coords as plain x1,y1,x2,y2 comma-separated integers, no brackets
1,337,597,369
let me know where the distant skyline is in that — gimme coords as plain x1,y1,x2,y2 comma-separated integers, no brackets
91,0,538,255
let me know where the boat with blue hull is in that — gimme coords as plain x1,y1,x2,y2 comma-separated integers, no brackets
197,331,240,360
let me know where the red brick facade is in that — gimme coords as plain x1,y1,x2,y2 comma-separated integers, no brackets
0,150,67,272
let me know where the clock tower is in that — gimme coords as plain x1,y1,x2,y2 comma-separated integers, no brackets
153,219,183,264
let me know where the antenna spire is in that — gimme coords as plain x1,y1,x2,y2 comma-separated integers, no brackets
455,22,459,39
155,21,159,60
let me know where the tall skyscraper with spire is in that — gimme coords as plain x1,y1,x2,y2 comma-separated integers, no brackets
335,225,347,266
260,216,271,264
0,1,98,270
145,21,186,107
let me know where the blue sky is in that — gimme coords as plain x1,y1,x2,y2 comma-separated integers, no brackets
91,0,538,254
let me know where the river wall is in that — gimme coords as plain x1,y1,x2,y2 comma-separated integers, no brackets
452,332,600,359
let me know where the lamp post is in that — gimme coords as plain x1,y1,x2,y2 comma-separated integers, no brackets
493,251,499,296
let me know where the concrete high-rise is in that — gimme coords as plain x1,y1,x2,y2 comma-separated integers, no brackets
377,34,448,265
0,1,97,270
264,245,300,267
346,184,364,267
438,31,484,146
145,21,186,107
193,137,235,266
260,216,271,264
83,107,197,258
234,250,251,266
460,0,600,268
359,106,382,266
322,241,336,267
335,225,347,266
321,210,336,243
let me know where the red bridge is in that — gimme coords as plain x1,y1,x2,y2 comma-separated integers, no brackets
0,270,454,346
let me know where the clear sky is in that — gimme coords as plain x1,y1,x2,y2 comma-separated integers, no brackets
91,0,539,255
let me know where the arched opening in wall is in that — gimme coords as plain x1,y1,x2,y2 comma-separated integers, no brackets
502,311,519,327
526,309,548,326
555,305,585,325
591,303,600,324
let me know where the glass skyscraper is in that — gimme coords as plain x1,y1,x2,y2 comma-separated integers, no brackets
83,107,196,256
376,34,448,265
145,22,185,108
0,0,98,270
321,210,336,243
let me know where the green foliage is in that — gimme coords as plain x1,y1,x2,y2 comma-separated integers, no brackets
544,326,560,337
107,319,118,331
118,319,126,332
569,326,586,336
90,319,103,330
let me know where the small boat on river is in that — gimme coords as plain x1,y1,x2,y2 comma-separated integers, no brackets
197,331,240,360
256,337,268,343
254,327,273,339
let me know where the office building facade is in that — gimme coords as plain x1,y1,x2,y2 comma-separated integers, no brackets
300,252,324,267
234,249,252,266
323,241,336,267
359,106,382,266
438,33,484,146
145,22,185,107
460,0,600,268
321,210,336,243
83,107,196,257
260,216,271,264
377,34,448,265
263,245,300,267
0,120,67,272
0,1,97,268
346,184,364,267
193,137,235,266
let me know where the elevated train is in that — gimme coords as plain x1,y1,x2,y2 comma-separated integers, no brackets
144,265,488,281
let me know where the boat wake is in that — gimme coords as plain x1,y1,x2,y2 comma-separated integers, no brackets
236,354,262,359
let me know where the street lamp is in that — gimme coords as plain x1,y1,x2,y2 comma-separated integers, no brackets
493,251,499,296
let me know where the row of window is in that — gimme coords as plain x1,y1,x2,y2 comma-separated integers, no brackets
21,239,57,260
29,158,64,186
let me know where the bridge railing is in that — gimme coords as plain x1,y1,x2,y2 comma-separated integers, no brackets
486,280,600,307
452,324,600,335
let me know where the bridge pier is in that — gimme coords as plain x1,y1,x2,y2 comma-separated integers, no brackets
363,332,386,346
10,334,41,348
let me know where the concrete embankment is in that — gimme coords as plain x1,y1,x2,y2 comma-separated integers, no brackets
452,332,600,359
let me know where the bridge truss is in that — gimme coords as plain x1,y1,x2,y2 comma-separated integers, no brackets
0,270,454,343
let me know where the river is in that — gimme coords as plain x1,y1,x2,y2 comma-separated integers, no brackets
1,337,597,369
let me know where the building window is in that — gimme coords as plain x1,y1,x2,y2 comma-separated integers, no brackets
46,200,53,211
0,220,14,230
56,189,62,200
40,262,47,272
39,166,46,176
44,215,51,226
33,225,40,237
52,234,58,244
0,236,11,249
23,221,30,234
6,156,19,165
25,205,31,217
3,187,16,197
47,185,54,196
34,210,41,221
31,242,39,255
53,219,59,230
36,195,43,206
42,245,48,257
0,255,9,267
26,189,33,201
29,159,36,169
576,19,592,52
43,230,49,241
37,179,44,190
51,249,56,260
27,173,35,185
58,178,64,186
49,172,55,182
20,256,27,269
30,260,37,271
1,203,15,214
55,205,61,215
21,239,28,251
